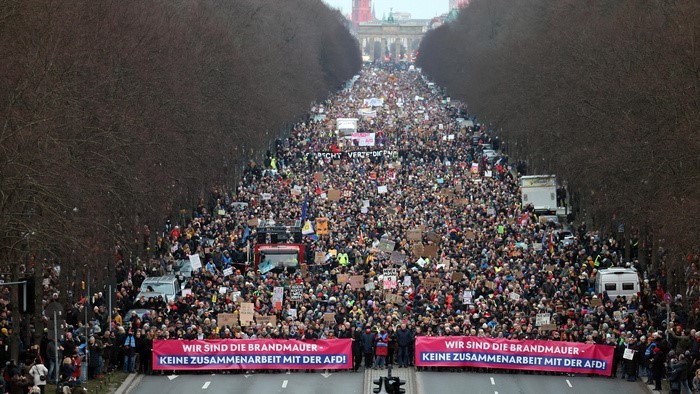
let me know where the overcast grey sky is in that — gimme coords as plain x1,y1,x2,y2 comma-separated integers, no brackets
322,0,449,20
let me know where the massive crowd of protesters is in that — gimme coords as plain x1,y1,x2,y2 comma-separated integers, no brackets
2,64,700,394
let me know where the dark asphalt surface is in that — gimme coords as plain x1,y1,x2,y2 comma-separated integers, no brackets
129,370,364,394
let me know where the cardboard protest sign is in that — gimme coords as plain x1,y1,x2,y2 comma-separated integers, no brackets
385,294,403,305
378,239,396,253
407,229,422,241
323,313,336,322
343,190,352,198
623,348,635,361
403,275,412,286
590,298,602,307
256,315,277,327
315,218,329,235
349,275,364,290
300,264,308,277
314,172,324,182
390,251,405,265
509,292,521,301
535,313,551,326
425,231,441,243
377,185,388,194
364,282,375,291
223,267,233,277
455,198,469,206
217,313,237,328
465,230,475,240
485,281,497,290
416,257,427,268
337,274,349,284
539,324,557,332
412,243,425,257
422,244,439,259
315,251,326,264
451,272,464,283
239,303,255,326
247,218,260,227
424,277,441,289
328,189,341,201
290,285,304,301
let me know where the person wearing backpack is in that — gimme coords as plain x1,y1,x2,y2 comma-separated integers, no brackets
28,359,48,394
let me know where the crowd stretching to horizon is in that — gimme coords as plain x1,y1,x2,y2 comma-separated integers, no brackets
2,64,700,394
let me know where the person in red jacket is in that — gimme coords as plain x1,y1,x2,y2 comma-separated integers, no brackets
375,329,389,369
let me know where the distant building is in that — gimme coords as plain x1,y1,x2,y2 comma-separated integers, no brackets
449,0,470,10
352,0,373,30
391,12,412,21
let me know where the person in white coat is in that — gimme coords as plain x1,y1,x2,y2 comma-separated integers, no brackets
28,359,49,394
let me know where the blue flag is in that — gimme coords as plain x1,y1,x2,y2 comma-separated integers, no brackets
301,195,308,222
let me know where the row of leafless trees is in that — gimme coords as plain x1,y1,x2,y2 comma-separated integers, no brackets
418,0,699,286
0,0,360,287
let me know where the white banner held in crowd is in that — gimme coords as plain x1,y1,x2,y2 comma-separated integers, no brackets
623,348,635,361
272,286,284,306
189,254,202,270
535,313,551,326
350,132,376,147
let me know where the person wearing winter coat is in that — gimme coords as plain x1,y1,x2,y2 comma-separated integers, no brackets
87,336,104,379
374,329,389,369
351,325,363,372
361,326,376,369
28,359,48,394
395,323,413,368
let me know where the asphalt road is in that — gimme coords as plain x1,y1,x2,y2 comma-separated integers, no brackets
129,369,651,394
129,370,364,394
415,371,649,394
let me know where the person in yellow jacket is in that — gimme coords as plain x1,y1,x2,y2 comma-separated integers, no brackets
338,250,349,266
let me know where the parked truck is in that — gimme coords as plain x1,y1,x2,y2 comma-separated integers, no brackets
254,220,306,274
521,175,557,213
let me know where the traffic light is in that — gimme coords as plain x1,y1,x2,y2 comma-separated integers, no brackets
18,277,35,314
373,377,389,394
388,377,406,394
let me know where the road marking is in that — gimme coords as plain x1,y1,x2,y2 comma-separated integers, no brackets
490,377,495,385
286,370,291,374
495,391,498,394
282,380,288,388
244,374,251,378
202,381,211,389
321,371,332,378
167,375,178,381
566,379,572,388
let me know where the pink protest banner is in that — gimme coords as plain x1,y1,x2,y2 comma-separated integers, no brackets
153,339,352,371
415,336,614,376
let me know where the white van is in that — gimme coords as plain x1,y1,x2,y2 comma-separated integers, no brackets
595,268,640,299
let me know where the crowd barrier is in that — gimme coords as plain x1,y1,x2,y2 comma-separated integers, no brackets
415,336,614,376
